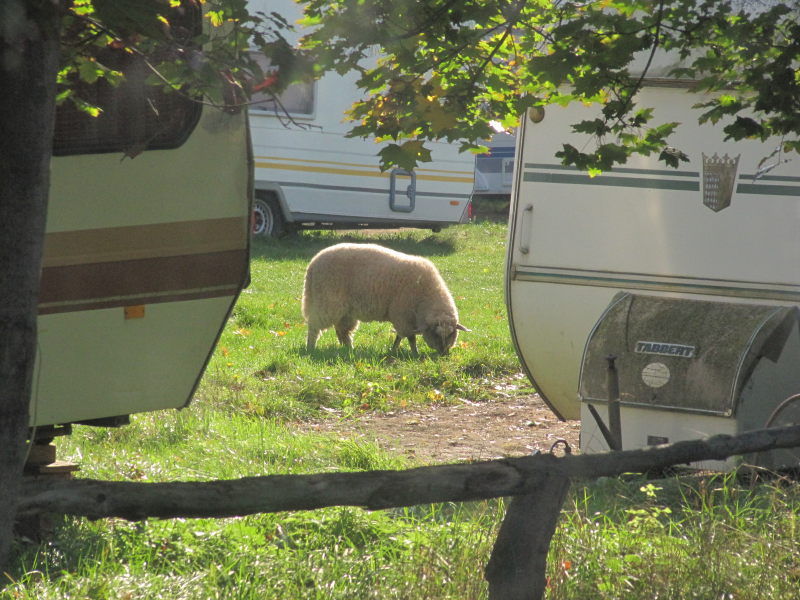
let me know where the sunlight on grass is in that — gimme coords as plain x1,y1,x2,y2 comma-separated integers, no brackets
10,222,800,599
201,222,522,421
547,473,800,600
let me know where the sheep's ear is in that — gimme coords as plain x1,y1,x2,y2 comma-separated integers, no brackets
456,323,471,332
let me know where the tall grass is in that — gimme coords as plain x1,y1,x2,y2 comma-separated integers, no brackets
7,222,800,599
548,473,800,600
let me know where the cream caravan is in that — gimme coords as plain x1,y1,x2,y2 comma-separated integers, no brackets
34,9,251,445
247,0,475,237
506,79,800,469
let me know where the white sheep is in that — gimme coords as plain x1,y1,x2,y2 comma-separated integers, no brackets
302,243,469,355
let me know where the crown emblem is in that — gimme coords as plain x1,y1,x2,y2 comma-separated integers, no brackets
702,153,740,212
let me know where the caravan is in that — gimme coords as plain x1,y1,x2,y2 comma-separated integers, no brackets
473,132,516,202
506,75,800,469
247,0,475,237
34,7,251,441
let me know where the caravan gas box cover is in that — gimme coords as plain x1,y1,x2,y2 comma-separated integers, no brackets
579,293,798,417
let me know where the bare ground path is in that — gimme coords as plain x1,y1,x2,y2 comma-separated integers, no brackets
312,221,578,464
309,379,581,464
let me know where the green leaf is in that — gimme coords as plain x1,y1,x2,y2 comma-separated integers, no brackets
77,59,104,84
92,0,170,40
659,148,689,168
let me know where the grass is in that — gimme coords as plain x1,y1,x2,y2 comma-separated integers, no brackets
201,222,520,421
6,220,800,599
548,473,800,600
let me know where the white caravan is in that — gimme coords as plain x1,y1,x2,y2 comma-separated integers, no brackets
247,0,475,237
506,78,800,469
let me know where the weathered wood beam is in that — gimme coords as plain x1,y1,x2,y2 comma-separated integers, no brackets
485,472,571,600
18,424,800,520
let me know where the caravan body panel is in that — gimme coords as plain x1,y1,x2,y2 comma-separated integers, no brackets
36,107,251,426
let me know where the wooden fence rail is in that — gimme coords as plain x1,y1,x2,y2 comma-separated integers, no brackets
19,424,800,600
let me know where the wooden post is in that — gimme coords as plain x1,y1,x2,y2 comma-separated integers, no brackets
485,472,571,600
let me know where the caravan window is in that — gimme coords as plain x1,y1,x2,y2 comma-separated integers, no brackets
248,52,315,117
53,7,202,156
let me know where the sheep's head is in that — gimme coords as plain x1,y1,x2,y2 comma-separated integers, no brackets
420,319,470,355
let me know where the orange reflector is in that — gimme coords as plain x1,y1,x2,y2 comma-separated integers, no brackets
124,305,145,319
449,200,460,206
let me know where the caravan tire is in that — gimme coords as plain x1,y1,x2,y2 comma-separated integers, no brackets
252,195,285,237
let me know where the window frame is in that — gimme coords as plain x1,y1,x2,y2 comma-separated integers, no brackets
52,8,203,157
246,51,317,120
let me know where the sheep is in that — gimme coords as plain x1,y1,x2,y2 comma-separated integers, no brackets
302,243,469,356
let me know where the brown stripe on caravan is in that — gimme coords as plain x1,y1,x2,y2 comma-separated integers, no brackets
38,287,242,315
39,249,248,315
42,217,248,267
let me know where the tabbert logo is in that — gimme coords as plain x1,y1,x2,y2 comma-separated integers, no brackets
635,341,696,358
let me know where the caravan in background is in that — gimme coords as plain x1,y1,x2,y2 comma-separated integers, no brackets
247,0,475,237
473,132,516,202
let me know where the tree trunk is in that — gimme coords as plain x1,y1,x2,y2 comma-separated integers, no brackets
0,0,62,572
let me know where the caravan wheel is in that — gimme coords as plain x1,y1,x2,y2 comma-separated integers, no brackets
252,196,285,237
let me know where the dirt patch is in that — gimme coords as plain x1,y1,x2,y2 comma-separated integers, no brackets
310,389,581,465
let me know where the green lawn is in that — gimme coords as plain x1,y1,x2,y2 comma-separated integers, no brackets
202,222,520,422
7,221,800,599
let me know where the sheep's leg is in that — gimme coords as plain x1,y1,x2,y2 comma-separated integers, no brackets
407,335,419,357
306,327,321,352
391,334,418,356
335,318,357,348
391,334,403,352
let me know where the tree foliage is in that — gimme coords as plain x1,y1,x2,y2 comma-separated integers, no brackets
57,0,312,126
53,0,800,172
297,0,800,171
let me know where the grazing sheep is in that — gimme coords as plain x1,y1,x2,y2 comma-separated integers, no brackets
302,243,469,355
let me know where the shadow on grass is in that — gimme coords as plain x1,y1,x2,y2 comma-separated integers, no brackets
299,343,442,365
250,228,461,262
